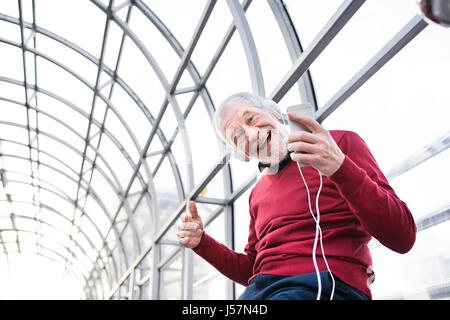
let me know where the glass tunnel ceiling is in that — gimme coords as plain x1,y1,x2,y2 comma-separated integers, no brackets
0,0,449,299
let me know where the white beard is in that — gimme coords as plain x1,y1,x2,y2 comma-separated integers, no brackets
252,126,288,166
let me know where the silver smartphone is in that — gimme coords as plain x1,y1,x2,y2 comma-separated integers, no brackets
286,104,315,167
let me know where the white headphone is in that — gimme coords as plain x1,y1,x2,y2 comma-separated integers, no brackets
296,163,336,300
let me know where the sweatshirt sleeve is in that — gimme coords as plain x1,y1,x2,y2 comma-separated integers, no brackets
329,131,417,254
191,193,258,286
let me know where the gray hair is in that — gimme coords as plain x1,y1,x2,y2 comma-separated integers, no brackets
214,92,282,142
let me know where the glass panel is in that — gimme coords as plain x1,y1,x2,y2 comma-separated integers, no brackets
206,28,253,107
0,41,23,82
184,98,222,184
102,110,137,165
0,139,29,160
159,219,179,256
0,99,27,125
169,133,190,191
78,197,110,248
0,1,18,19
0,125,28,147
1,230,17,242
87,169,120,227
37,112,85,159
144,131,165,162
0,254,84,299
230,156,258,195
139,0,208,57
39,165,78,200
111,240,126,278
17,232,38,245
0,81,26,105
176,70,196,93
39,188,73,218
8,180,34,202
120,222,137,264
40,237,68,258
36,0,105,57
389,149,450,220
132,193,154,248
40,206,72,235
246,0,293,94
11,201,36,219
109,83,152,149
193,208,227,299
36,92,88,139
36,56,94,115
35,32,99,84
37,137,80,178
306,1,418,106
0,217,13,229
190,0,233,76
175,90,196,115
114,13,168,114
96,131,133,188
153,158,182,227
100,17,123,73
14,216,36,233
371,220,450,299
71,244,91,276
37,151,78,182
321,26,450,171
24,51,36,87
20,0,34,26
159,102,179,137
4,242,18,253
282,1,343,50
74,228,97,263
159,254,182,300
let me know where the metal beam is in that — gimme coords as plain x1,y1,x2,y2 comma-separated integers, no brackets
105,152,230,298
269,0,366,102
386,130,450,180
226,0,265,96
369,203,450,250
0,132,126,274
267,0,317,109
2,174,119,288
0,12,174,194
316,14,428,123
86,0,219,298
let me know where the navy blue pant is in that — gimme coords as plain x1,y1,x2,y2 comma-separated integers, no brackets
238,272,369,300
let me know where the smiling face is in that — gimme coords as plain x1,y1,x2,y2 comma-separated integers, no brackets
217,101,288,165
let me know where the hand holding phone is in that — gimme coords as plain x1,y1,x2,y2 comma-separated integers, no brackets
286,104,315,167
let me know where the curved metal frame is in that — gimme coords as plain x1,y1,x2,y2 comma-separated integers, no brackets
3,246,86,289
0,163,119,278
0,0,444,301
1,227,90,281
0,10,158,282
1,174,119,291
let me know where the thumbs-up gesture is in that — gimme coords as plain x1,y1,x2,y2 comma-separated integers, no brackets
177,201,204,249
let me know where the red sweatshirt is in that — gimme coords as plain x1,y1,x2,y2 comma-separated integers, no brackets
193,130,416,299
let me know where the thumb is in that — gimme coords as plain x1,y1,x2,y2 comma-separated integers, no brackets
188,201,200,220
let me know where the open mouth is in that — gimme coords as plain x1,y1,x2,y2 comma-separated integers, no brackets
257,131,271,156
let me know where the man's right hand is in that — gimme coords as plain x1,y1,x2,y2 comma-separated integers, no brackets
177,201,204,249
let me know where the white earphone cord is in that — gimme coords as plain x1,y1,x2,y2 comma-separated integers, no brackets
296,162,335,300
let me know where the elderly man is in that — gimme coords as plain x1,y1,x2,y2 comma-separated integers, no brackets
177,92,416,300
